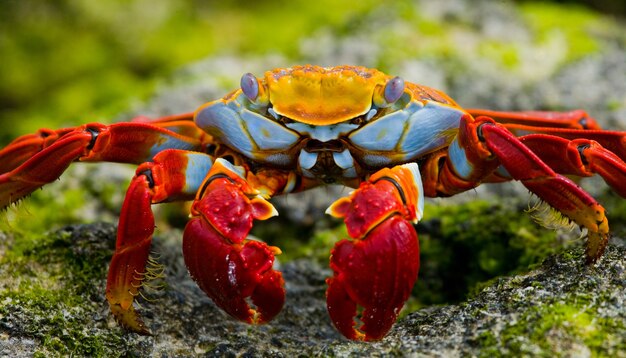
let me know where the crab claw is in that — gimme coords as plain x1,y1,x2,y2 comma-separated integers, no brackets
183,163,284,323
327,216,419,341
326,164,422,341
183,218,284,323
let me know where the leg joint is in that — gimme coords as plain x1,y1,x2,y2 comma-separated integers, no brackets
577,143,591,165
138,170,155,188
85,126,101,150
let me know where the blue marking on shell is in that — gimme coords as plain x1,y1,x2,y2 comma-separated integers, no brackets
286,123,358,142
495,165,511,179
333,149,354,169
298,151,318,170
182,153,214,195
301,168,315,178
365,109,377,121
400,101,464,159
196,99,300,164
343,167,357,178
268,107,280,119
448,137,473,179
349,110,410,151
241,109,300,150
196,103,255,155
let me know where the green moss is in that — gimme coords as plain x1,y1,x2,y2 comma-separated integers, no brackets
0,225,129,356
1,188,89,234
414,200,564,305
476,299,624,356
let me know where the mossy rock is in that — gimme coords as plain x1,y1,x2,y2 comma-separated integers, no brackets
1,218,624,356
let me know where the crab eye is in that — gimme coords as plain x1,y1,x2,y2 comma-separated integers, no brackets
374,76,405,108
384,76,405,104
241,73,259,101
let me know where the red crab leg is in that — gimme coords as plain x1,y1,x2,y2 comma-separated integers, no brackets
0,127,75,173
436,115,610,263
0,117,208,209
183,159,287,324
466,108,602,130
467,109,626,164
500,125,626,163
517,135,626,197
106,149,214,333
326,164,422,341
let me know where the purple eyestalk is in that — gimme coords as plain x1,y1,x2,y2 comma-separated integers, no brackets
240,73,259,101
384,76,405,104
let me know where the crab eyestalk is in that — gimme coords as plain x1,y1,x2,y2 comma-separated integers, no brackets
240,72,269,108
373,76,405,108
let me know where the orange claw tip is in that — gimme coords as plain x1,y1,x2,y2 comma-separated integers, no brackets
109,303,151,335
250,196,278,220
325,196,352,219
268,245,283,256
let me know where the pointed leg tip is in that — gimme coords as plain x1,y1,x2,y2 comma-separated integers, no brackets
109,303,151,335
584,233,609,265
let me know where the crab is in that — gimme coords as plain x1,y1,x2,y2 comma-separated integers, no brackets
1,65,625,341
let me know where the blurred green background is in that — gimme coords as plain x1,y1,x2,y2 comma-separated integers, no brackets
1,0,624,145
0,0,380,144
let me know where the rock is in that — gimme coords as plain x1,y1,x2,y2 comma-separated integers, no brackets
1,223,624,356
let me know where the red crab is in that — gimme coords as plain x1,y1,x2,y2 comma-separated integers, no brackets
1,65,624,341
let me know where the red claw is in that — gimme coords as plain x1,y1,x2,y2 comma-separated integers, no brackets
327,217,419,341
183,171,284,324
326,169,422,341
183,218,284,323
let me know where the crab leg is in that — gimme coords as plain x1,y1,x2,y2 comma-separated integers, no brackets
182,159,289,324
467,109,626,164
0,127,75,173
466,108,601,130
0,118,208,209
502,125,626,162
326,163,423,341
106,149,214,333
434,114,610,263
517,135,626,197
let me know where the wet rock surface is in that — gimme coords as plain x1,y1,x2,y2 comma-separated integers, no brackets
1,223,624,356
